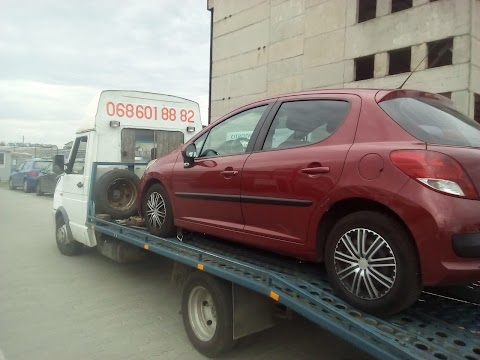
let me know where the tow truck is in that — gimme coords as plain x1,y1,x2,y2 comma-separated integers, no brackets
53,91,480,360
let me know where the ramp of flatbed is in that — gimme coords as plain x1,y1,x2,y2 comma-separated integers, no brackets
91,218,480,360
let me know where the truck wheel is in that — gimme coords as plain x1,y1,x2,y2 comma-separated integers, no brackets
8,178,16,190
56,216,82,256
143,183,175,237
182,272,235,358
23,179,31,193
324,211,422,316
95,169,140,219
36,183,44,196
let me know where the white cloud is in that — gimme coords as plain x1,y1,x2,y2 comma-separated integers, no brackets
0,0,211,146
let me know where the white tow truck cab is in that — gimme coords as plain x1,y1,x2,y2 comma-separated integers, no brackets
53,90,201,249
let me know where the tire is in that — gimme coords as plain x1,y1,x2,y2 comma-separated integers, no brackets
182,272,235,358
95,169,140,219
23,179,31,193
143,183,175,237
55,216,82,256
36,182,44,196
324,211,422,316
8,178,16,190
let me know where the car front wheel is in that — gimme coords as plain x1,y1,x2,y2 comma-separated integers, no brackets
324,211,422,316
8,178,16,190
143,183,175,238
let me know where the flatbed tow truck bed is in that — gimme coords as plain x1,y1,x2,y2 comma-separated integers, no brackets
87,162,480,360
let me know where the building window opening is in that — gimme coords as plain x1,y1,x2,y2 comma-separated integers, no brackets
388,47,411,75
391,0,413,13
355,55,375,80
358,0,377,23
474,94,480,124
427,38,453,68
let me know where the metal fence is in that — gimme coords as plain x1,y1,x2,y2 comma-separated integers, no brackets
9,147,71,164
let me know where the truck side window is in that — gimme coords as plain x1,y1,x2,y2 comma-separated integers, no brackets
67,137,88,175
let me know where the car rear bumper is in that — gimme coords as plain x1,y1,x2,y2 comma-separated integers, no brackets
453,233,480,258
393,179,480,286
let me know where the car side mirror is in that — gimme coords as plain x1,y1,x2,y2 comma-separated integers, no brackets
182,143,197,168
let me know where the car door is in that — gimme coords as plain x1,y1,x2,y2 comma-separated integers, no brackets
11,161,25,186
240,95,361,252
18,160,32,187
171,103,272,237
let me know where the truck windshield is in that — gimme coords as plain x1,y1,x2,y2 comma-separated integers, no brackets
379,97,480,147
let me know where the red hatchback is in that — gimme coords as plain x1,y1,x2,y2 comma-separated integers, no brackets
138,89,480,315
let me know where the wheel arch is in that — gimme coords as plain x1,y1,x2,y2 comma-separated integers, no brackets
55,206,74,241
317,197,421,275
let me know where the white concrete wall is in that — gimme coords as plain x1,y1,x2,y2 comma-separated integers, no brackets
208,0,478,122
0,151,12,182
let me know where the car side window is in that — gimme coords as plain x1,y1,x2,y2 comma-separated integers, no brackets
23,161,32,170
262,100,350,151
199,105,267,157
16,162,25,171
192,131,208,156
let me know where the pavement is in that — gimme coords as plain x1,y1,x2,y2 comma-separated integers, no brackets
0,186,372,360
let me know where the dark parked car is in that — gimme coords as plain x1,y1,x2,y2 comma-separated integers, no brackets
35,162,62,196
138,89,480,315
9,159,52,193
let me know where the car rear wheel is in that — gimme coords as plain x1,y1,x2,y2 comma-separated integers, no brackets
23,179,31,193
324,211,422,316
8,178,16,190
36,182,44,196
143,183,175,237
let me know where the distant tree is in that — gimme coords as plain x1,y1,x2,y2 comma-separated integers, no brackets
0,141,5,146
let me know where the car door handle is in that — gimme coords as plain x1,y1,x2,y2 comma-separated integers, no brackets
77,182,83,188
300,166,330,175
220,170,238,176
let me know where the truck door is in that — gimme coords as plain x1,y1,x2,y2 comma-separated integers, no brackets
62,135,90,244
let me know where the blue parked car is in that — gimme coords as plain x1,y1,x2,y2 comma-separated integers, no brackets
9,159,53,193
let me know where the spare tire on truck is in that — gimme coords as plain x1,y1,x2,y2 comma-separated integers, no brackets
95,169,140,219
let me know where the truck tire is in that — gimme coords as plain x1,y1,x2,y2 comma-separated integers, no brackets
182,272,236,358
56,216,82,256
95,169,140,219
143,183,175,237
324,211,422,316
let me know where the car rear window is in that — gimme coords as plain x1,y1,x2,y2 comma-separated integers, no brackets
379,97,480,147
33,161,52,170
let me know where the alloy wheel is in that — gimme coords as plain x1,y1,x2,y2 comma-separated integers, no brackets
333,228,397,300
146,192,166,230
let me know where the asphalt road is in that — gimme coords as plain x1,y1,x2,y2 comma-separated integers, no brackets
0,186,372,360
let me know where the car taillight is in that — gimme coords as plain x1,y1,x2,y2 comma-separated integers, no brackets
28,170,38,177
390,150,478,199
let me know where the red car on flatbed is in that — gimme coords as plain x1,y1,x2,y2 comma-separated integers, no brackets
138,89,480,315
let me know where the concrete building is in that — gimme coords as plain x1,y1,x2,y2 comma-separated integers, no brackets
0,148,13,182
207,0,480,124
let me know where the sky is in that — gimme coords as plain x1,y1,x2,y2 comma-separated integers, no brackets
0,0,211,147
